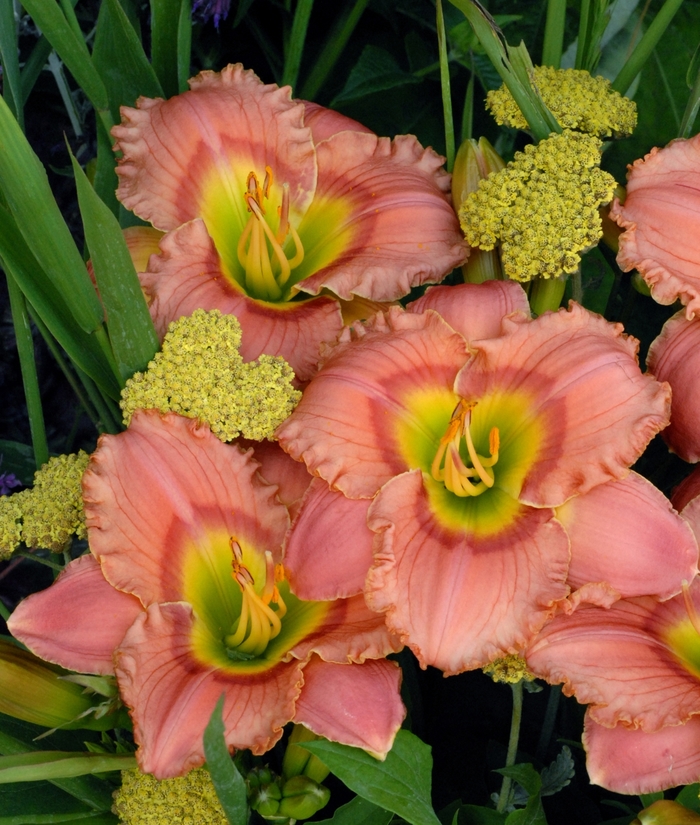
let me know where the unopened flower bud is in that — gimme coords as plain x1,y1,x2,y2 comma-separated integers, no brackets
633,799,700,824
277,775,330,820
281,724,330,783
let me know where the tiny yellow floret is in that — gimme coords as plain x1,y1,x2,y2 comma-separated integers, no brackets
459,130,616,281
0,452,89,558
483,655,535,685
120,309,301,442
487,66,637,138
113,767,228,825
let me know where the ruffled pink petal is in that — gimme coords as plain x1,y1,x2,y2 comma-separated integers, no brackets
241,439,312,518
116,602,303,778
276,307,469,498
558,472,698,600
284,480,374,600
113,64,316,232
365,470,570,674
610,135,700,318
8,555,142,675
290,593,401,664
407,281,530,341
84,411,289,605
584,714,700,794
455,303,671,508
294,656,404,758
647,311,700,462
302,102,373,143
295,132,467,301
142,220,343,381
673,467,700,513
526,594,700,730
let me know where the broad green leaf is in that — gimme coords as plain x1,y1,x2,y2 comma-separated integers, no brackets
203,697,248,825
176,0,192,93
93,0,163,124
70,153,159,382
331,45,421,105
0,752,136,784
0,207,120,398
0,95,104,335
496,765,545,825
0,0,22,127
18,0,111,129
0,810,114,824
0,440,35,485
301,731,441,825
314,795,394,825
674,784,700,813
453,805,507,825
639,791,664,807
150,0,183,98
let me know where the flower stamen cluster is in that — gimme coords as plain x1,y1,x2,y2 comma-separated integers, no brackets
0,452,89,558
459,130,616,281
112,767,228,824
487,66,637,138
120,309,301,441
482,655,535,685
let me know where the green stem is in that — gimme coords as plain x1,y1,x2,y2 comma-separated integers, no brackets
92,324,123,392
436,0,455,171
536,684,561,761
0,599,10,622
529,277,567,315
497,680,524,814
282,0,314,91
612,0,685,94
74,366,122,435
5,271,49,469
542,0,566,68
575,0,591,70
461,64,474,143
299,0,370,100
17,551,63,571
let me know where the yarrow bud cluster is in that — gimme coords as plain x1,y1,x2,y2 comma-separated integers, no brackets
112,768,227,825
120,309,301,442
0,452,89,558
459,130,616,281
482,655,535,685
487,66,637,138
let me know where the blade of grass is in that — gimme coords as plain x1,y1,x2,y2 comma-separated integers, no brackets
436,0,455,171
542,0,566,68
0,0,23,128
461,68,474,143
680,45,700,137
282,0,314,90
612,0,685,94
177,0,192,92
20,36,53,105
299,0,370,100
150,0,182,98
5,272,49,469
73,365,123,435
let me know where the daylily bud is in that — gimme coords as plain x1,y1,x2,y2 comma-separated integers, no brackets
452,137,505,284
249,781,282,819
0,638,118,731
633,800,700,824
277,775,331,820
281,724,330,784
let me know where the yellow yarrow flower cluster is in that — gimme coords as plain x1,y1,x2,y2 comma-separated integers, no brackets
459,130,616,281
113,768,227,825
0,452,89,559
487,66,637,138
120,309,301,442
482,655,535,685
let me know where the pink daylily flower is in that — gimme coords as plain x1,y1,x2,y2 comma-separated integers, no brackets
111,64,467,380
276,282,674,674
610,134,700,317
8,411,403,779
647,311,700,462
526,479,700,794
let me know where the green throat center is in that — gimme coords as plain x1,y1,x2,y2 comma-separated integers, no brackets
430,399,500,497
236,167,305,302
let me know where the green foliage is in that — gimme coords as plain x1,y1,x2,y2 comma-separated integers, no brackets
202,697,248,825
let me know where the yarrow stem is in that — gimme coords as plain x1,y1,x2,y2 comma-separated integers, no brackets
496,679,524,814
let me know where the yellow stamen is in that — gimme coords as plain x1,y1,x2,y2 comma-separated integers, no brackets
224,538,288,658
431,399,499,497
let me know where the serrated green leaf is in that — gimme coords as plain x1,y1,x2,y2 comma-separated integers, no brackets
0,752,136,784
314,795,394,825
202,697,248,825
331,45,421,105
93,0,163,124
301,731,441,825
70,152,159,382
539,747,574,797
17,0,110,123
497,764,545,825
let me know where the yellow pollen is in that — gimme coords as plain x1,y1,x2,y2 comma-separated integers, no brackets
236,170,305,301
431,399,499,497
224,539,287,658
